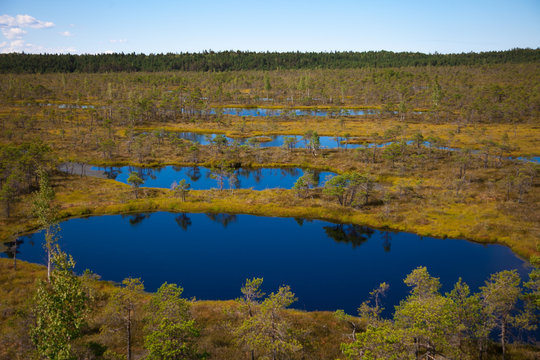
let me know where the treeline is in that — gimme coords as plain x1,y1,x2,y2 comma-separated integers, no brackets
1,48,539,73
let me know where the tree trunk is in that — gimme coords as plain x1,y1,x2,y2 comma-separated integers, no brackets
127,308,132,360
501,321,506,360
46,231,52,281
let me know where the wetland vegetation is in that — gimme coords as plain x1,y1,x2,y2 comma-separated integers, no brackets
0,50,539,359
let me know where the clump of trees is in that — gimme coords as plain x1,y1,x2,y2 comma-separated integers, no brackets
340,266,538,360
0,142,52,217
323,172,374,207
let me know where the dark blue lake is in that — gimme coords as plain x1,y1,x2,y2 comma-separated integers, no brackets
85,166,334,190
3,213,529,315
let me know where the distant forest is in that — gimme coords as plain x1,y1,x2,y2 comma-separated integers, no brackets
0,48,539,73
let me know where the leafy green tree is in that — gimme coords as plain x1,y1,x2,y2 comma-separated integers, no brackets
133,134,149,162
323,174,349,205
303,130,320,155
127,172,144,199
292,170,317,198
523,253,540,313
394,267,457,359
98,138,116,159
0,168,21,217
264,74,272,99
323,172,374,207
382,142,402,167
211,134,228,153
144,283,201,360
31,247,88,360
171,179,191,201
32,169,59,281
104,278,145,360
446,278,489,359
517,252,540,341
398,100,407,121
235,277,265,360
209,161,233,191
341,321,412,360
240,277,265,318
480,270,522,360
283,136,297,153
412,132,424,149
235,284,302,360
357,282,389,325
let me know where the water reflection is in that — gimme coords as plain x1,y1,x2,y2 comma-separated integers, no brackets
323,224,375,248
122,213,152,226
186,166,202,182
176,133,362,149
206,213,238,228
2,213,529,315
88,165,335,191
175,213,192,231
215,107,381,117
382,231,393,252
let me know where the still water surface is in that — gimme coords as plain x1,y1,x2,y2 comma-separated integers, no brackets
3,213,528,315
177,132,369,149
80,165,334,190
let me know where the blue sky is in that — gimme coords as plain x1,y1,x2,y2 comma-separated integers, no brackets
1,0,539,54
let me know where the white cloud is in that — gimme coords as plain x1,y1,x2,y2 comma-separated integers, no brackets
59,31,72,37
0,14,69,53
1,27,26,39
109,39,127,43
0,39,76,54
0,14,55,42
0,14,54,29
9,39,24,48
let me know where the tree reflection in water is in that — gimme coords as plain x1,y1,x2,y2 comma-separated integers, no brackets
122,213,152,226
186,166,201,182
293,218,314,227
205,213,237,228
103,166,121,180
175,213,192,231
323,224,374,248
382,231,392,252
1,239,23,269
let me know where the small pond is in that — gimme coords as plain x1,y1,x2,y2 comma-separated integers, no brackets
213,107,380,117
39,103,383,116
59,164,334,190
2,213,529,315
177,132,378,149
176,133,540,163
